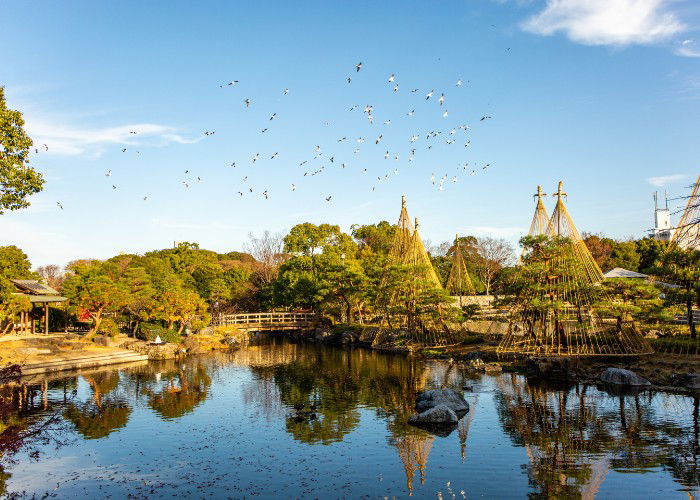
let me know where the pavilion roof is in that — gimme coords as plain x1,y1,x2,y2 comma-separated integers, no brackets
10,279,60,295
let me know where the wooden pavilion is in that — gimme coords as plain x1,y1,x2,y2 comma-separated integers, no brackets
10,279,67,334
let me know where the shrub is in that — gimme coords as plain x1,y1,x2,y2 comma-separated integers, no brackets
138,321,182,344
97,318,120,338
212,325,241,337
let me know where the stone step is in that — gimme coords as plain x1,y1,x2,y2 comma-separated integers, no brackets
21,350,148,376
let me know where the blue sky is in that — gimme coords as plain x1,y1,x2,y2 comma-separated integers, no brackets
1,0,699,267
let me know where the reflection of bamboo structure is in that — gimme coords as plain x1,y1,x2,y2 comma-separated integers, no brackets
447,234,475,301
458,394,477,463
395,432,435,495
670,174,700,251
498,182,652,357
495,375,611,497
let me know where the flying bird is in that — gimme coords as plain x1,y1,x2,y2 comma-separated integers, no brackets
388,73,395,83
105,170,112,177
480,116,492,121
269,113,277,120
244,98,251,107
439,94,444,106
375,135,382,144
356,62,362,72
56,202,63,210
426,90,434,100
456,79,462,87
325,195,332,202
283,88,289,95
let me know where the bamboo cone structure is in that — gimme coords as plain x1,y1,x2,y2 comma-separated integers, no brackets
670,174,700,251
498,182,652,357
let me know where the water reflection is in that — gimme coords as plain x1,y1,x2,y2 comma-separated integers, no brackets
0,339,699,497
495,374,700,497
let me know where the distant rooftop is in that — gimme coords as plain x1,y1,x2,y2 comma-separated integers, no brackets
11,279,61,295
603,267,649,279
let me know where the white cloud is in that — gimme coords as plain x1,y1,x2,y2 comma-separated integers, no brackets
675,39,700,57
24,118,201,158
647,174,687,187
521,0,685,46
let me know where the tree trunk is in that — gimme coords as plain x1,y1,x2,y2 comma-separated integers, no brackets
356,302,364,325
688,296,696,339
178,322,185,334
87,309,104,338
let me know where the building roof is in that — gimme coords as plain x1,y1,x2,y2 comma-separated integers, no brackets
10,279,60,295
14,294,68,303
603,267,649,279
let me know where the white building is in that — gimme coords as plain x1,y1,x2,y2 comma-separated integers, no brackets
651,191,673,242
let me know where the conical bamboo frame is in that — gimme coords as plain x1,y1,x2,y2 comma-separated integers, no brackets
545,182,604,284
498,182,653,357
447,234,475,296
529,185,550,237
670,174,700,251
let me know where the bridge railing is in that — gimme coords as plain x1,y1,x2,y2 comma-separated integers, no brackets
214,312,317,327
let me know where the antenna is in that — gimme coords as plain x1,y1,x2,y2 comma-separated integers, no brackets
654,191,658,210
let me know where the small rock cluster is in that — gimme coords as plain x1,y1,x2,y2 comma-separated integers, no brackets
408,388,470,431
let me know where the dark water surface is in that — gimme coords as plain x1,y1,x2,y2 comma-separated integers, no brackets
4,337,700,498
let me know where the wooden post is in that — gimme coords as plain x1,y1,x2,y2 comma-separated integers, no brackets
44,304,50,334
31,308,35,334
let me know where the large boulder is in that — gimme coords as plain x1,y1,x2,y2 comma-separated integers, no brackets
408,404,458,425
670,373,700,391
415,388,469,414
600,367,651,387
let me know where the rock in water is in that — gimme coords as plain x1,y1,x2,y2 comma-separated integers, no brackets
408,404,458,425
670,373,700,390
600,367,651,387
415,388,469,414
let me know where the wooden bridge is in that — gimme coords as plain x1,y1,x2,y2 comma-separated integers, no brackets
212,312,317,332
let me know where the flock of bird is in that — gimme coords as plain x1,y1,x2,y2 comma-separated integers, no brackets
44,61,496,209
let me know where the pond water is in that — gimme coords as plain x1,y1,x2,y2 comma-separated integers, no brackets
3,336,700,498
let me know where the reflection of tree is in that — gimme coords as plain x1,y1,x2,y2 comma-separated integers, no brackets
495,374,700,498
146,363,211,420
64,371,131,439
0,373,75,494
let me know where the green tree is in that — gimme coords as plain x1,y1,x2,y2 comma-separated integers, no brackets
0,87,44,213
600,278,671,325
61,261,129,336
655,248,700,338
607,240,641,271
0,246,36,332
636,237,668,274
